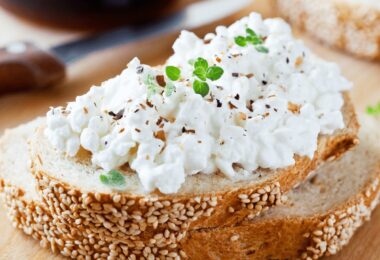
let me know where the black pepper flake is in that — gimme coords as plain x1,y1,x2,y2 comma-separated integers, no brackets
262,80,268,85
145,120,149,125
197,140,202,144
135,128,141,133
274,108,278,112
136,66,144,74
105,141,108,146
247,100,254,112
108,109,124,120
134,109,139,113
216,86,224,90
234,94,240,100
232,72,239,77
182,126,196,134
156,75,166,87
286,57,290,64
156,117,163,126
146,100,154,108
228,101,237,109
265,104,270,109
232,53,242,58
216,99,222,108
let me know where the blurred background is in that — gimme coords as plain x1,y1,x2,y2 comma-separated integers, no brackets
0,0,379,259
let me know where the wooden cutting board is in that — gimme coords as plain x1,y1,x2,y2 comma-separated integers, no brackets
0,1,379,259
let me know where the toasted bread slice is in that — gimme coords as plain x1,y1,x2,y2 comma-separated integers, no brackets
275,0,380,60
29,93,358,249
0,114,377,259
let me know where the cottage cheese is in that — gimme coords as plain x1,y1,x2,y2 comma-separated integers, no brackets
45,13,351,194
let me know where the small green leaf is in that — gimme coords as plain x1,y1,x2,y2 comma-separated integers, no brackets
206,66,224,81
246,28,256,36
100,169,126,187
193,80,209,97
194,57,208,70
145,74,159,99
100,174,109,184
255,45,269,53
193,67,207,81
165,81,175,97
246,35,263,45
366,102,380,115
165,66,181,81
234,36,247,47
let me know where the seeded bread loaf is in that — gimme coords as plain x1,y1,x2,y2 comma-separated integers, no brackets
29,93,358,251
274,0,380,60
0,114,377,259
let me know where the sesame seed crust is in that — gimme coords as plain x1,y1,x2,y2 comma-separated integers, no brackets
275,0,380,60
178,165,380,260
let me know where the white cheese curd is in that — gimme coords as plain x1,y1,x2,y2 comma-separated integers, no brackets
45,13,352,194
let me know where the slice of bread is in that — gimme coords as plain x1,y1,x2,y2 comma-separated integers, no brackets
180,114,380,259
0,114,377,259
275,0,380,60
30,93,358,247
0,118,70,254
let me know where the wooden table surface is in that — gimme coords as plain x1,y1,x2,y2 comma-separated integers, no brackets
0,1,379,259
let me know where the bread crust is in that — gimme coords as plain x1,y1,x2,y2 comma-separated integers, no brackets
29,94,359,257
181,166,380,260
2,125,379,260
2,111,378,260
275,0,380,60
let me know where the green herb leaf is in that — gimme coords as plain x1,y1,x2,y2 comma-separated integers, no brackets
234,36,247,47
206,66,224,81
144,74,159,99
255,45,269,53
246,35,263,45
165,66,181,81
193,80,209,97
194,57,208,70
235,28,268,53
366,102,380,115
193,67,207,81
100,169,126,187
99,174,109,185
245,28,257,37
165,81,175,97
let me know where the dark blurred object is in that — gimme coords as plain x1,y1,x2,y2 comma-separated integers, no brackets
0,0,183,30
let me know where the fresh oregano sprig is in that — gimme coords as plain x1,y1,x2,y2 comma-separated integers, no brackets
192,57,224,97
234,28,269,53
100,169,126,188
366,102,380,115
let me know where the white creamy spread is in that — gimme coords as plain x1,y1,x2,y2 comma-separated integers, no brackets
45,13,352,194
